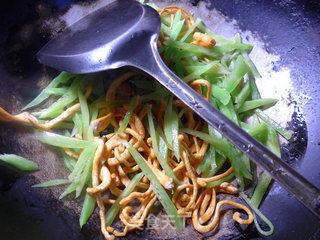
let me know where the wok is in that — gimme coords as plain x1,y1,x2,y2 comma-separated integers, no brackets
0,0,319,239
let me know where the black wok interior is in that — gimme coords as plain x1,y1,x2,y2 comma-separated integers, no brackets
0,0,319,239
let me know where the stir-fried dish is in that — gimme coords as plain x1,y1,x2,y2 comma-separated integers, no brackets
0,3,292,239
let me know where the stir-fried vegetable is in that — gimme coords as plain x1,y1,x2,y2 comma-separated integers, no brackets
80,193,96,228
32,179,71,187
0,154,38,171
0,3,291,239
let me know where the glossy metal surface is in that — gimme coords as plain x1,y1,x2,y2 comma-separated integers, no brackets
36,0,320,219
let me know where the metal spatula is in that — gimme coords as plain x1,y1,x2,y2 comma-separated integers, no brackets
36,0,320,219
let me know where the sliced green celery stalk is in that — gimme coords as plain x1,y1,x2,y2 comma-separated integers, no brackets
242,52,261,78
164,96,180,161
68,144,96,182
255,109,292,140
240,192,274,236
147,107,179,184
196,145,216,176
247,122,269,144
32,179,71,188
211,85,231,105
79,192,96,227
217,100,240,125
226,55,249,93
181,128,252,181
39,77,81,118
237,98,278,113
78,88,93,140
73,113,83,136
251,127,280,207
45,87,69,95
23,72,80,110
234,80,251,109
117,97,135,134
170,10,185,41
35,131,94,149
0,154,38,171
183,61,219,82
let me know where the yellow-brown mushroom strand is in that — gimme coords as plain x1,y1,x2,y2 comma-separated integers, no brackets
0,6,254,240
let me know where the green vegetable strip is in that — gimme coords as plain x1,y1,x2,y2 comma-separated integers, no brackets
239,121,253,131
164,97,180,161
75,147,95,198
251,128,280,207
23,72,79,110
79,193,96,227
59,181,78,199
60,149,76,172
248,73,261,125
217,100,240,125
166,40,222,58
183,61,220,82
213,44,253,54
105,172,144,225
161,14,172,28
247,122,269,143
237,98,278,113
181,128,252,180
73,113,83,136
251,172,272,207
226,55,248,93
125,142,184,230
32,179,71,188
205,154,227,178
206,172,235,188
170,10,185,41
45,87,69,96
39,78,81,118
240,192,274,236
211,85,231,105
180,18,202,42
69,145,96,182
117,97,135,134
249,73,261,100
161,23,171,36
147,107,179,184
78,88,92,140
33,109,65,119
234,81,251,109
35,131,94,148
255,109,292,140
242,52,261,78
182,128,231,157
0,154,38,171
